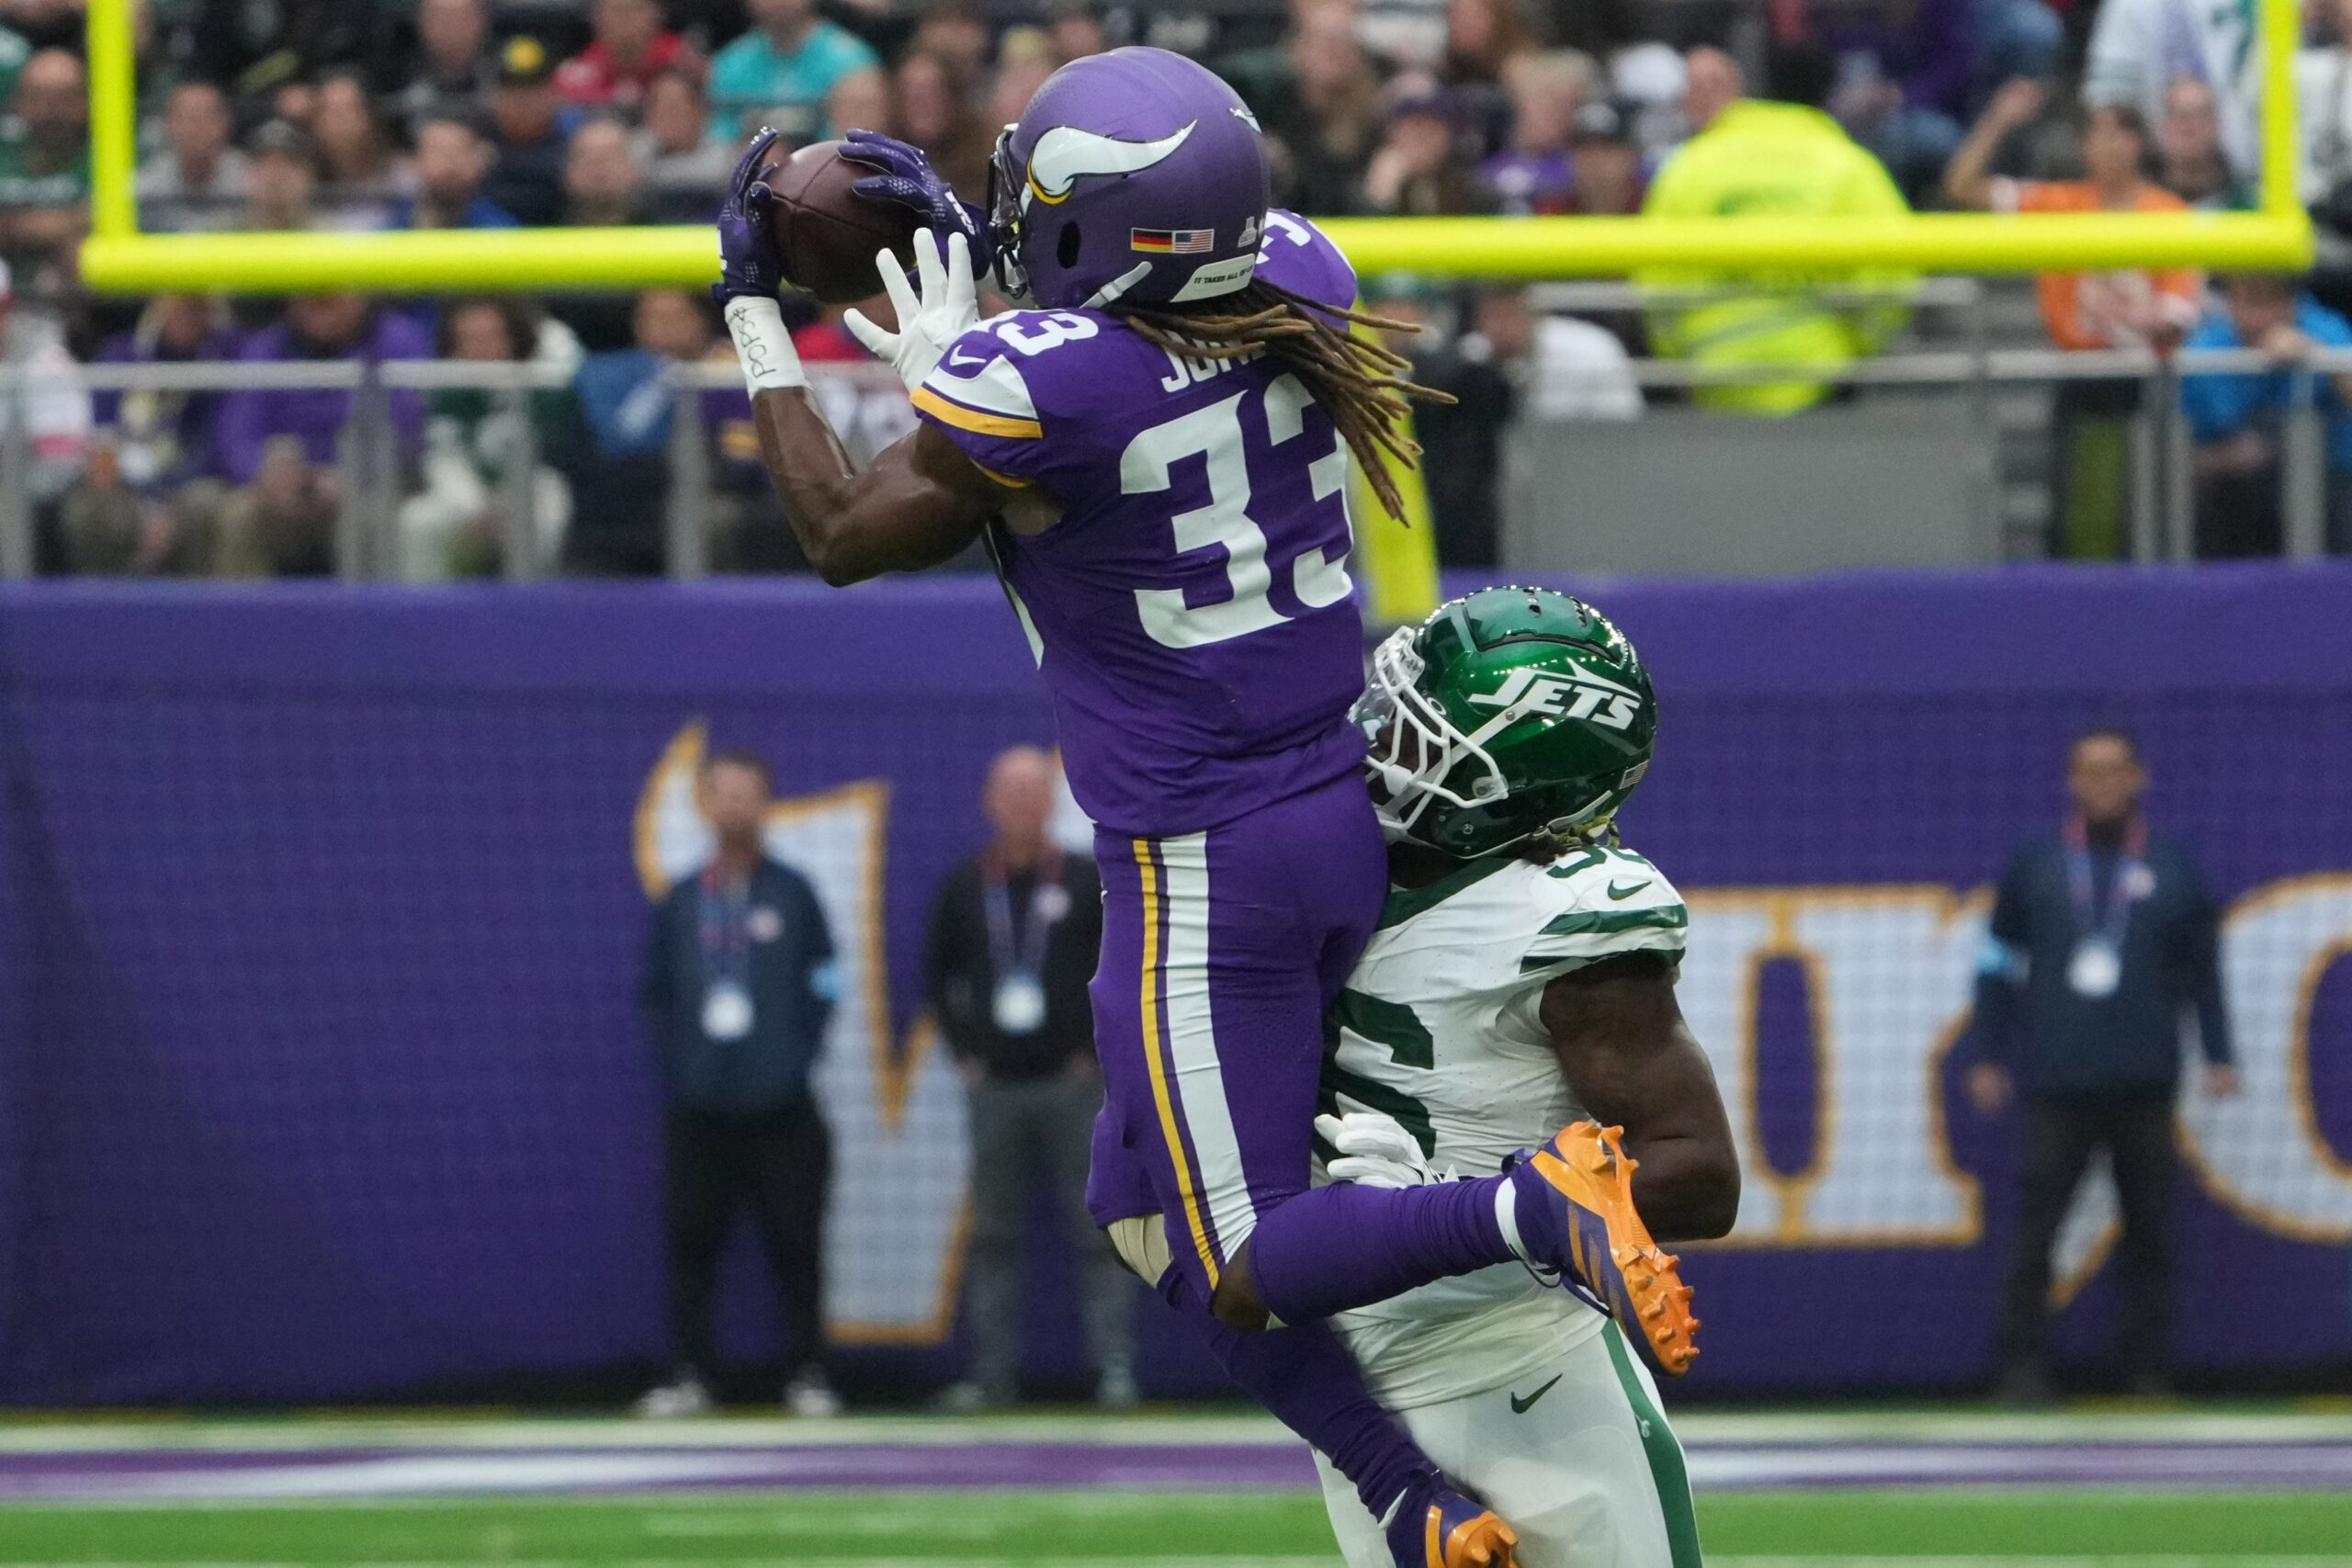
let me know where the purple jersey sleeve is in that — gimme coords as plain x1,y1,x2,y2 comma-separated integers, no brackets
910,310,1111,499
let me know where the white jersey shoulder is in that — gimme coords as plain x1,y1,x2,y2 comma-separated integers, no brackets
1320,842,1688,1409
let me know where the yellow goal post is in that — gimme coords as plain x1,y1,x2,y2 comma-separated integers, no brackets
79,0,2312,295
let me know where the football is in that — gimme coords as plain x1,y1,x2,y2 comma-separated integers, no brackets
759,138,925,306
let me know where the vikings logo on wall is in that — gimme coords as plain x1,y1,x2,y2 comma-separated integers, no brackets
633,722,969,1343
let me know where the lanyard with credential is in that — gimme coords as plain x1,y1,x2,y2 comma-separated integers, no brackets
982,851,1063,1036
698,867,756,1041
2061,815,2149,998
982,852,1062,979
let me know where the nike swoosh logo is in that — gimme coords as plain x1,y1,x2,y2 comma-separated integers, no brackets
1510,1374,1563,1415
948,344,987,367
1606,880,1652,901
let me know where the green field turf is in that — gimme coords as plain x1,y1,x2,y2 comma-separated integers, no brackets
3,1488,2350,1567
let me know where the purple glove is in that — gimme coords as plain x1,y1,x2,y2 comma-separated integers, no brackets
713,127,786,306
840,128,991,266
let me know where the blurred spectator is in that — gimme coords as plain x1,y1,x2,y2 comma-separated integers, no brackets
0,22,26,110
1640,42,1912,415
556,0,695,118
1047,2,1111,65
1680,45,1742,137
137,80,250,233
549,115,657,348
895,50,990,205
0,48,87,284
635,70,735,222
394,112,519,230
989,56,1054,141
925,745,1129,1414
1360,73,1486,215
486,36,571,228
1564,97,1644,215
707,0,882,145
241,118,321,231
1948,86,2199,352
2156,77,2247,209
1849,0,2064,204
2301,0,2352,216
158,0,372,113
635,749,842,1420
1229,0,1384,219
907,1,990,79
1965,728,2234,1404
826,68,893,142
2084,0,2256,187
1361,0,1450,71
1949,83,2199,558
1369,283,1509,567
566,288,724,573
54,434,159,576
399,297,579,580
2181,274,2352,558
1441,0,1540,156
311,71,412,228
89,294,239,564
1478,49,1590,214
394,0,498,133
1469,283,1640,423
565,116,649,227
0,258,87,507
209,293,429,575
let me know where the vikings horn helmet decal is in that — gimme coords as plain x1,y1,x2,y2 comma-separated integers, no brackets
1025,122,1197,205
987,48,1271,310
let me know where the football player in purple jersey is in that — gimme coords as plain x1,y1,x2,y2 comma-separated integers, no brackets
715,48,1690,1568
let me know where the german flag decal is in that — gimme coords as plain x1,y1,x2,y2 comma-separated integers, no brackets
1132,228,1215,254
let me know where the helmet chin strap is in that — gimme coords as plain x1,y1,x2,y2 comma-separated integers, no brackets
1081,262,1153,310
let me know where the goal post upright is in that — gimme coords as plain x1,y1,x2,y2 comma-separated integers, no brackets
77,0,2312,295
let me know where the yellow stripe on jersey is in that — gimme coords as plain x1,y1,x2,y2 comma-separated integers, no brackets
974,462,1035,490
1136,837,1221,1288
911,385,1044,440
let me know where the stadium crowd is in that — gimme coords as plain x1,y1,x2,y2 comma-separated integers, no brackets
1,0,2349,571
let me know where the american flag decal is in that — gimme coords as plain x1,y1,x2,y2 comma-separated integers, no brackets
1132,228,1216,254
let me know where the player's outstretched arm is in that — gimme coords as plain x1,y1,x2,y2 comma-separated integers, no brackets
715,132,1001,585
745,391,999,585
1538,952,1740,1244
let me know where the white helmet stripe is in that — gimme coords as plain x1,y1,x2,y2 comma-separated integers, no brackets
1025,121,1196,203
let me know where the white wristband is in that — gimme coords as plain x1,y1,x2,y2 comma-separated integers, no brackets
724,296,806,393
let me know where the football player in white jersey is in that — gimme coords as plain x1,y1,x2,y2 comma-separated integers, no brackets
1311,585,1739,1568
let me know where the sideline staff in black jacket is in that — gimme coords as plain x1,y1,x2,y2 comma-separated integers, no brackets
1965,728,2237,1403
636,750,840,1418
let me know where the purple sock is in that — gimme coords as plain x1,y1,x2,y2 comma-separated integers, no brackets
1166,1270,1430,1518
1245,1176,1515,1326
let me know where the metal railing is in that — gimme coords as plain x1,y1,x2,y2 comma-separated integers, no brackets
0,332,2340,578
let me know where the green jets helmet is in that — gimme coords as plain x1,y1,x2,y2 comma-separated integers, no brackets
1352,586,1657,858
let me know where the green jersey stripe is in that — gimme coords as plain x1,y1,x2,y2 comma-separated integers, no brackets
1602,1321,1704,1568
1537,904,1688,939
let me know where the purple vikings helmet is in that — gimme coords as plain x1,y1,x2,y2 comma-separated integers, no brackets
988,48,1272,311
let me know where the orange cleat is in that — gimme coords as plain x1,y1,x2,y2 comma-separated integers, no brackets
1509,1121,1700,1374
1385,1478,1519,1568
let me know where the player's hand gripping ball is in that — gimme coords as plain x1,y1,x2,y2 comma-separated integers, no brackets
759,135,927,305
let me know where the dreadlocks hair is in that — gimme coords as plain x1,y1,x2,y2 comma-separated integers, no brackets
1116,279,1455,525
